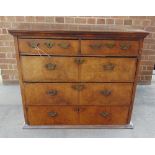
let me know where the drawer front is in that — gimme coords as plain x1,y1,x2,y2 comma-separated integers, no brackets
80,57,137,82
27,106,79,125
81,40,139,56
21,56,78,82
79,106,129,125
24,83,78,105
27,106,129,125
19,39,79,55
24,83,133,106
79,83,133,105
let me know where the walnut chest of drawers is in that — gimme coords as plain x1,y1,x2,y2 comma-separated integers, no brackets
9,29,148,128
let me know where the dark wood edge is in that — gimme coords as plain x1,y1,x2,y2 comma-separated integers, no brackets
14,36,29,124
8,30,149,39
127,39,144,123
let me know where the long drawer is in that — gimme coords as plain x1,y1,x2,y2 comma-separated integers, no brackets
21,56,137,82
27,105,129,125
24,83,133,106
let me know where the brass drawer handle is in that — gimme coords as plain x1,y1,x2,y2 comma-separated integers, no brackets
100,90,112,96
45,63,56,70
105,42,115,48
74,57,85,64
48,112,57,117
89,43,102,49
74,107,80,112
103,63,115,71
45,41,54,48
46,90,58,96
58,42,70,49
100,112,109,118
72,84,85,91
120,43,131,50
29,41,40,48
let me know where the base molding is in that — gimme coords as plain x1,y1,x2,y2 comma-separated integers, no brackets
23,122,134,129
2,80,19,85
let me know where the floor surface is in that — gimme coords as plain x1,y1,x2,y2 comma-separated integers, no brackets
0,84,155,138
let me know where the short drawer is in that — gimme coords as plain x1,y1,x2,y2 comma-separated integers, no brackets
79,83,133,105
27,106,79,125
19,39,79,55
81,40,139,56
21,56,78,82
79,106,129,125
24,83,78,105
80,57,137,82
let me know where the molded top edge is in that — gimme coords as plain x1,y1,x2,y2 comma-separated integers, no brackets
8,29,149,39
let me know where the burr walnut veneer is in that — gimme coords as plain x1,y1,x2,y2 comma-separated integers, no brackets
9,29,148,128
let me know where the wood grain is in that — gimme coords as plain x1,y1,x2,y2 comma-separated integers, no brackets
79,83,133,105
81,40,139,56
79,106,129,125
27,106,79,125
21,56,78,82
80,57,137,82
24,83,78,105
19,39,79,55
27,105,129,125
